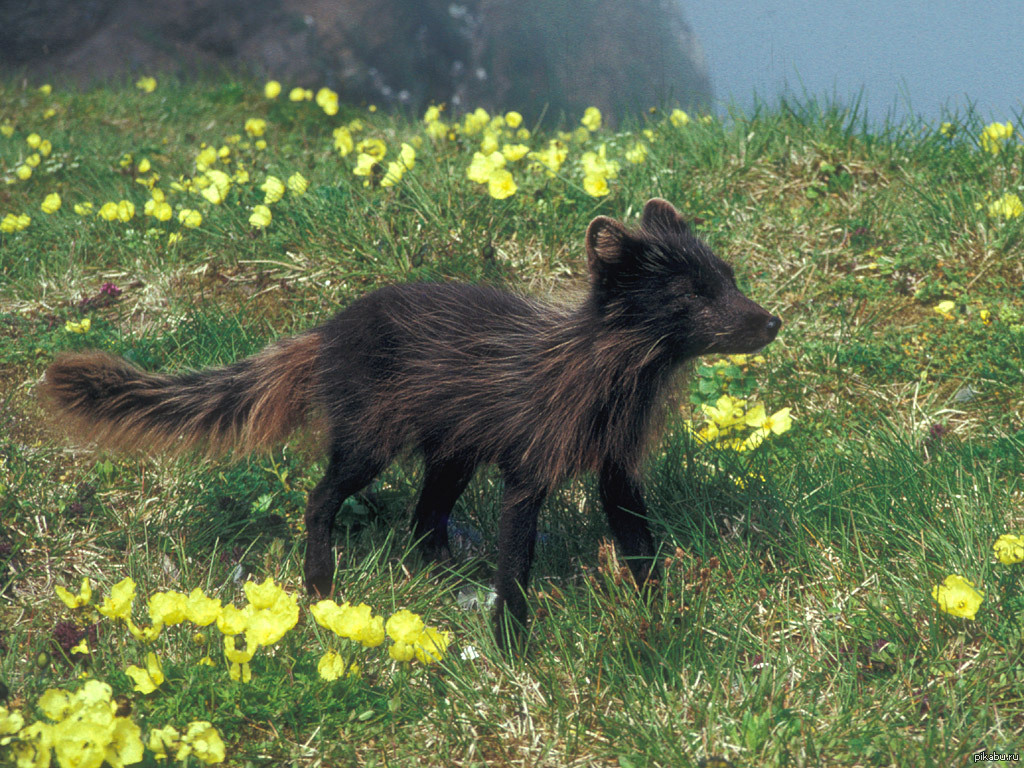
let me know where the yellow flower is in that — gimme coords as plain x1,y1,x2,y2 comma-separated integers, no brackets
98,577,136,620
311,601,386,647
148,725,181,761
38,139,52,157
137,157,151,174
317,651,359,680
353,152,379,177
581,106,602,131
289,87,313,102
414,625,451,664
994,534,1024,565
625,141,648,164
333,126,354,155
424,104,444,123
117,200,135,221
244,118,267,137
0,121,13,138
399,142,416,170
487,169,516,198
467,150,505,184
55,578,92,609
463,107,490,135
125,652,164,694
670,108,691,127
39,83,52,95
931,574,983,619
15,164,32,180
264,80,282,99
386,609,424,644
505,111,523,129
73,202,94,216
287,172,309,195
168,232,182,246
148,591,188,626
201,169,232,204
501,143,530,162
64,318,91,334
249,204,272,229
178,208,202,228
243,576,299,647
135,76,157,93
316,87,339,115
195,145,218,171
381,161,405,187
126,616,164,642
583,174,609,197
182,721,226,765
26,133,42,149
939,121,956,138
185,588,222,626
580,143,619,180
987,192,1023,220
356,138,387,160
25,152,41,167
216,603,250,636
261,175,285,204
41,192,61,213
981,121,1015,155
144,199,173,221
934,300,956,319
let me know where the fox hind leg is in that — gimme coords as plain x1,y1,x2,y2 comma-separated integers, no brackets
411,456,476,563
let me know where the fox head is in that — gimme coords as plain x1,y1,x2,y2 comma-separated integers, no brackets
585,198,781,360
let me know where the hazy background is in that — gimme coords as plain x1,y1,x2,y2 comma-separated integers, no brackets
684,0,1024,125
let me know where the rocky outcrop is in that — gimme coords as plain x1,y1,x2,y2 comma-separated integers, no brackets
0,0,712,124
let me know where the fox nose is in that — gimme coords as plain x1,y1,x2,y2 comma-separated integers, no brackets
766,315,782,335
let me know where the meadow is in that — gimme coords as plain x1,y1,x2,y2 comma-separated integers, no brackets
1,76,1023,767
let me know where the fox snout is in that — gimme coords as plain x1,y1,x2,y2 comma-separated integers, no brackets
734,304,782,353
705,294,782,354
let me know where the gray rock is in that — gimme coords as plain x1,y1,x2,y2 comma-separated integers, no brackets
0,0,711,124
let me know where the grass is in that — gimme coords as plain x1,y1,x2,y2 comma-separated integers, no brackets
2,77,1024,767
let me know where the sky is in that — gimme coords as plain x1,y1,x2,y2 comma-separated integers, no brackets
682,0,1024,126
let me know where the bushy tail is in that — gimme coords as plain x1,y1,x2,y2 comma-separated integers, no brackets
39,331,323,457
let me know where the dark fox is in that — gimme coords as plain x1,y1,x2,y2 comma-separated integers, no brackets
40,199,781,649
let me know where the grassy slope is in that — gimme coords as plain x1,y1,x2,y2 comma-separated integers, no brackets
1,78,1023,767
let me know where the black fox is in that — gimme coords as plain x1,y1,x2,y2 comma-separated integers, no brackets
41,199,781,649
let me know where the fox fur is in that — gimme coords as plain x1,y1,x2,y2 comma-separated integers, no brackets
40,198,781,649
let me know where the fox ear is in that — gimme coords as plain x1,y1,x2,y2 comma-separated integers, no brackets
641,198,687,232
585,215,632,274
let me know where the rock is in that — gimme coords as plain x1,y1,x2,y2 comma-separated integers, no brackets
0,0,711,124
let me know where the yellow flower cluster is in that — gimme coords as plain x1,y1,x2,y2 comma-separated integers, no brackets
457,107,536,199
987,192,1023,220
580,143,620,197
57,573,452,690
0,679,225,768
980,121,1016,156
0,213,31,232
690,392,793,452
385,608,452,664
4,130,53,186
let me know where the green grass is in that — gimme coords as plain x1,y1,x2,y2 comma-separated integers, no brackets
2,77,1024,767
